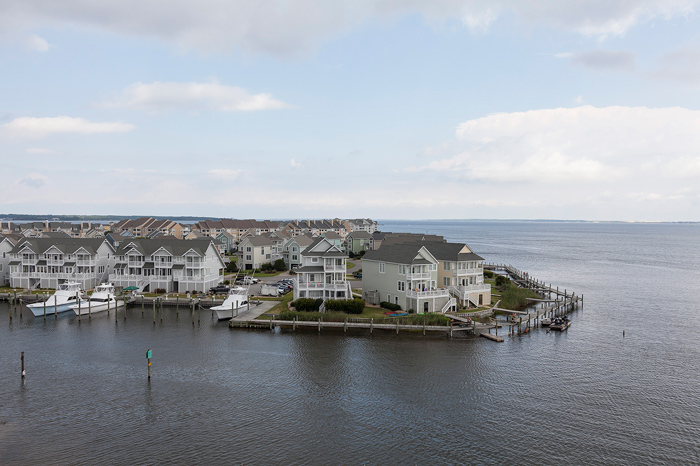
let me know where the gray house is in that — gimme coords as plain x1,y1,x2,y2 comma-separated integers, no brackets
361,243,453,314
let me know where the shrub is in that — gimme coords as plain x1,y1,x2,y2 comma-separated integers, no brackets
324,298,365,314
261,262,274,272
223,280,230,285
484,270,494,278
155,288,166,294
380,301,402,311
274,259,287,271
291,298,324,312
495,275,511,288
225,261,238,273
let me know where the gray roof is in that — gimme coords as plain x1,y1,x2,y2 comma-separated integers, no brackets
115,238,215,258
243,236,274,247
303,238,347,258
363,243,434,265
143,262,154,268
8,260,21,265
348,231,371,239
172,263,185,269
296,265,325,273
322,231,341,240
10,238,112,256
291,235,315,247
420,241,484,262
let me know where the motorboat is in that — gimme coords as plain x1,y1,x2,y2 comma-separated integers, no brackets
540,317,552,327
549,316,571,331
27,282,86,316
210,286,249,321
70,283,123,315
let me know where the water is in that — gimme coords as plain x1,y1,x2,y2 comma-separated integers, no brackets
2,221,700,465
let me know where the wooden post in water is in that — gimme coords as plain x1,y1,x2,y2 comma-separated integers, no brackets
344,318,347,333
293,316,296,331
43,294,46,320
152,299,156,324
198,302,201,324
160,298,163,323
107,295,110,316
176,295,179,317
191,299,194,325
21,352,25,379
141,296,144,316
397,319,400,335
318,317,321,332
370,318,373,334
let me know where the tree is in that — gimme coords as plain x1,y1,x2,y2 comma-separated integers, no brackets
274,259,286,271
226,261,238,273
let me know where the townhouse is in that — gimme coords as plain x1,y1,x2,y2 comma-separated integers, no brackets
282,234,314,270
7,237,114,290
109,238,224,293
346,231,371,254
293,237,351,301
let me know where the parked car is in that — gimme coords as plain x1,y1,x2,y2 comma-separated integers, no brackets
209,285,230,294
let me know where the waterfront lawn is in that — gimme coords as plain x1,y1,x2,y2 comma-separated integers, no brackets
274,308,452,325
346,262,355,269
497,283,540,311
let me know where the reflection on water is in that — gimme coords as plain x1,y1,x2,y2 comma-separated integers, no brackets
1,222,700,465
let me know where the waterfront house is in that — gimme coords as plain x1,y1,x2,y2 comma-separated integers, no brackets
293,237,351,301
421,242,491,308
7,238,114,290
361,243,453,314
109,238,224,293
0,234,23,285
215,231,235,254
320,231,344,251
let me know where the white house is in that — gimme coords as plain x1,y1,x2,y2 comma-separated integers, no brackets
293,237,352,301
7,238,114,290
109,238,224,293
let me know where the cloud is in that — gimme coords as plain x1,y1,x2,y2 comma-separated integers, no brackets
17,173,48,188
650,46,700,84
26,34,50,52
0,1,696,55
290,158,301,168
105,81,294,112
2,116,135,138
571,50,636,71
26,147,56,154
208,168,242,180
405,106,700,188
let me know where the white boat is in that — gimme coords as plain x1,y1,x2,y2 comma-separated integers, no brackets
70,283,123,315
27,282,86,316
541,317,552,327
210,286,249,321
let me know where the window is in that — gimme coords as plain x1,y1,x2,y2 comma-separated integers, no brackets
292,254,298,261
387,294,391,302
443,277,451,287
443,261,451,271
379,262,385,273
292,246,298,252
395,296,399,305
311,258,318,263
397,281,405,292
399,265,406,275
432,264,437,271
246,255,252,260
246,247,251,252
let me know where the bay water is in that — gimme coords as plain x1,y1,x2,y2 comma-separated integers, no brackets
1,221,699,465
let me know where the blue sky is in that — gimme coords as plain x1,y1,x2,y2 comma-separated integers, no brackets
2,1,700,221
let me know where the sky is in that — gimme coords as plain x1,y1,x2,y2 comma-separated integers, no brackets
1,1,700,222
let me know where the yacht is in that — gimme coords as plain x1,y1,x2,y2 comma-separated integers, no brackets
70,283,123,315
27,282,86,316
210,286,249,321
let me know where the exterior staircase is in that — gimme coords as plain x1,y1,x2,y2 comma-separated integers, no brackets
440,297,457,313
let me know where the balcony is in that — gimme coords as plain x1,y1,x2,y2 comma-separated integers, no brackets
296,280,350,292
406,272,431,280
406,288,450,299
452,267,483,277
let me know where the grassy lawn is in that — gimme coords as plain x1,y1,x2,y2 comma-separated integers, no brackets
346,262,355,269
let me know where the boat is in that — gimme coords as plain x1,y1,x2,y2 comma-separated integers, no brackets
210,286,249,321
540,317,552,327
549,316,571,331
70,283,123,315
27,282,86,316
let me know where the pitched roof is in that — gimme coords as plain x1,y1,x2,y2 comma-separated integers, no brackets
115,238,215,257
10,238,112,255
363,243,436,265
348,231,371,239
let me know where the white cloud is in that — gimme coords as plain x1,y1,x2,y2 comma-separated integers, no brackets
105,81,294,112
26,147,56,154
290,158,301,168
0,1,696,55
406,105,700,189
208,169,243,180
26,34,50,52
2,116,135,139
650,46,700,84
